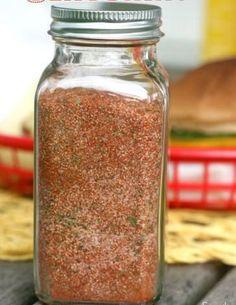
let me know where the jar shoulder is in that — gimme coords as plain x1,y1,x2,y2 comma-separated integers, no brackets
36,61,168,103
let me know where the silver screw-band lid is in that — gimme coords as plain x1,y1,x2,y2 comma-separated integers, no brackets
50,2,163,41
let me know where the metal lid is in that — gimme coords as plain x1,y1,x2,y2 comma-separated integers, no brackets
50,2,163,41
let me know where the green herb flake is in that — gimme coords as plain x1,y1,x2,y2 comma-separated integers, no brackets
78,244,84,251
76,98,81,106
72,155,80,166
57,215,77,227
114,256,120,262
127,216,137,227
119,269,127,276
79,223,88,230
57,97,67,104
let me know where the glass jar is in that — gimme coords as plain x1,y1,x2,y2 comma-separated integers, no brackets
34,3,169,305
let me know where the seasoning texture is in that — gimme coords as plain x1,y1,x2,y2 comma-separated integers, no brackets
37,88,164,303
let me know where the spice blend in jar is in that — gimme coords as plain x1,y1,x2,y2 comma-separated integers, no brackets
38,88,163,302
34,3,168,305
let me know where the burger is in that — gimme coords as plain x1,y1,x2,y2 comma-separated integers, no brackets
170,58,236,147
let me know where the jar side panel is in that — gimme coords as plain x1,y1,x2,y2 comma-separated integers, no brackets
34,85,165,304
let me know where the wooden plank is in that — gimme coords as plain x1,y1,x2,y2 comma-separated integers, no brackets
0,261,36,305
197,268,236,305
159,263,227,305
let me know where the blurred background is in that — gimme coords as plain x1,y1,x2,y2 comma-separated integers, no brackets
2,0,236,199
2,0,236,203
1,0,236,266
2,0,236,134
0,0,208,134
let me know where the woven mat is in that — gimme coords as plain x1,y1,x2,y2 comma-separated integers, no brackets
0,191,33,261
166,209,236,265
1,190,236,265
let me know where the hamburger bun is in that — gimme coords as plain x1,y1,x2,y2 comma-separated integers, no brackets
170,58,236,134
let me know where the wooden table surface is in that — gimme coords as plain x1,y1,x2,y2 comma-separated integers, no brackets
0,262,235,305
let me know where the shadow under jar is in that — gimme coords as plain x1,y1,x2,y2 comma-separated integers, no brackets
34,3,169,305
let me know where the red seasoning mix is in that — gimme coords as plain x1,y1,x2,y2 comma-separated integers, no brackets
34,3,168,305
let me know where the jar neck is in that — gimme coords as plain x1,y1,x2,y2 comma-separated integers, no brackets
53,40,159,67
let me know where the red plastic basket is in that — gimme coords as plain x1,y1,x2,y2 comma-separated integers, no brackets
169,147,236,210
0,134,33,196
1,134,236,209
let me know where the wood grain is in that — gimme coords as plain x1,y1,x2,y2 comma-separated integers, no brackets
197,268,236,305
159,264,227,305
0,261,36,305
